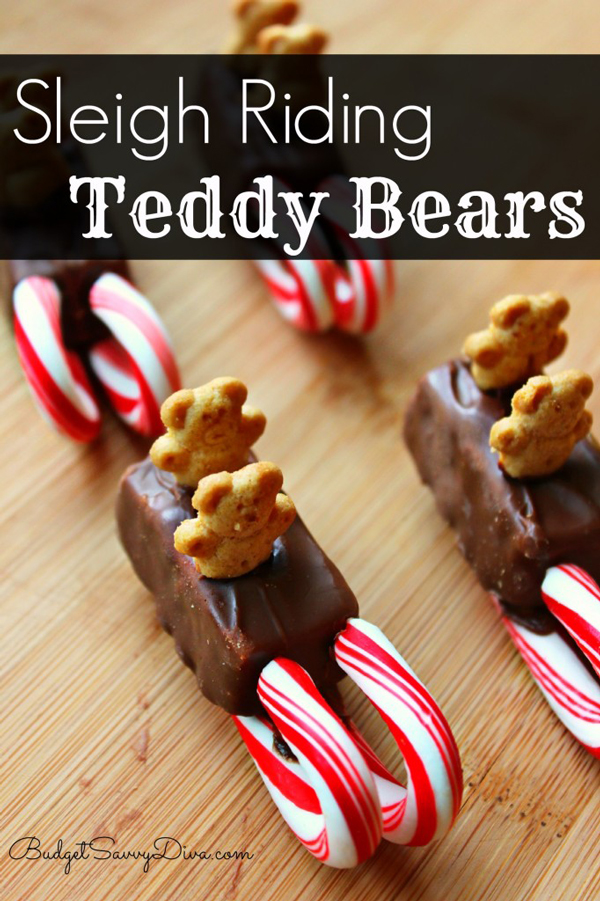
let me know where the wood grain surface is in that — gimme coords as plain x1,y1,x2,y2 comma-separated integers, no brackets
2,3,600,900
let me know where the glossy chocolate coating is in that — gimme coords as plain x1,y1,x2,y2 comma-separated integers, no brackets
9,259,130,350
116,457,358,716
404,359,600,628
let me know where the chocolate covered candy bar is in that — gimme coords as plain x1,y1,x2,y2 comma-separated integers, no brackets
117,456,357,715
404,360,600,626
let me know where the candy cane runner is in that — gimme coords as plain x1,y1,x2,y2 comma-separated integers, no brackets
335,619,462,845
229,6,395,335
542,564,600,678
234,618,462,866
89,272,180,436
12,270,180,441
500,564,600,757
254,184,395,335
13,276,101,442
254,258,337,333
503,617,600,757
320,176,395,334
254,180,338,333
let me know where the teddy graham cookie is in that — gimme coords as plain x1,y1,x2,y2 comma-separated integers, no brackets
404,292,600,755
117,377,462,868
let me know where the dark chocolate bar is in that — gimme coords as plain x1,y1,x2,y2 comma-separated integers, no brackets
404,358,600,627
116,457,358,716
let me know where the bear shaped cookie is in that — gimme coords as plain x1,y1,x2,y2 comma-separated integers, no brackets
463,293,570,390
224,0,299,53
174,461,296,578
257,23,328,53
150,377,266,487
490,369,593,478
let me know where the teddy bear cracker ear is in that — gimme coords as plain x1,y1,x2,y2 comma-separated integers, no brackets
571,370,594,400
161,389,195,430
513,375,553,414
257,23,328,54
215,376,248,408
193,471,233,514
150,378,267,487
253,460,284,494
546,293,570,323
492,296,531,330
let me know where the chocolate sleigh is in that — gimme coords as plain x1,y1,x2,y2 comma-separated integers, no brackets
117,381,462,868
404,294,600,756
215,0,395,334
1,74,180,441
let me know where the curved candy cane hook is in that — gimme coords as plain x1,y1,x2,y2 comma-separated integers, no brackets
88,272,181,436
235,619,462,866
503,615,600,757
334,619,463,845
501,564,600,757
319,176,395,334
254,176,395,335
12,270,180,441
542,564,600,677
254,258,336,332
235,658,382,868
13,276,101,442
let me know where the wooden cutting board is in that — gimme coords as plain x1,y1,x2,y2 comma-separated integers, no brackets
2,3,600,901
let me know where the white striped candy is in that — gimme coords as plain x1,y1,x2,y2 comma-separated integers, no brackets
320,176,395,334
254,258,336,332
503,614,600,757
13,276,101,443
331,258,395,334
234,618,463,866
88,273,180,436
542,564,600,678
334,618,462,845
255,657,382,868
255,175,395,335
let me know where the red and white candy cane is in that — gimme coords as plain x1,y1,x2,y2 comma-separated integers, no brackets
13,276,101,443
335,619,462,845
254,179,395,334
88,273,180,436
542,564,600,678
234,618,462,867
320,176,395,334
254,258,337,333
255,252,393,336
12,271,180,441
237,656,382,868
501,564,600,757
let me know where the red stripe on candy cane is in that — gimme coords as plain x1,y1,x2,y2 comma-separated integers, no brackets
258,660,382,866
237,658,382,867
502,613,600,756
233,717,320,813
334,619,462,845
542,565,600,677
13,277,101,442
89,273,180,436
235,619,462,866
